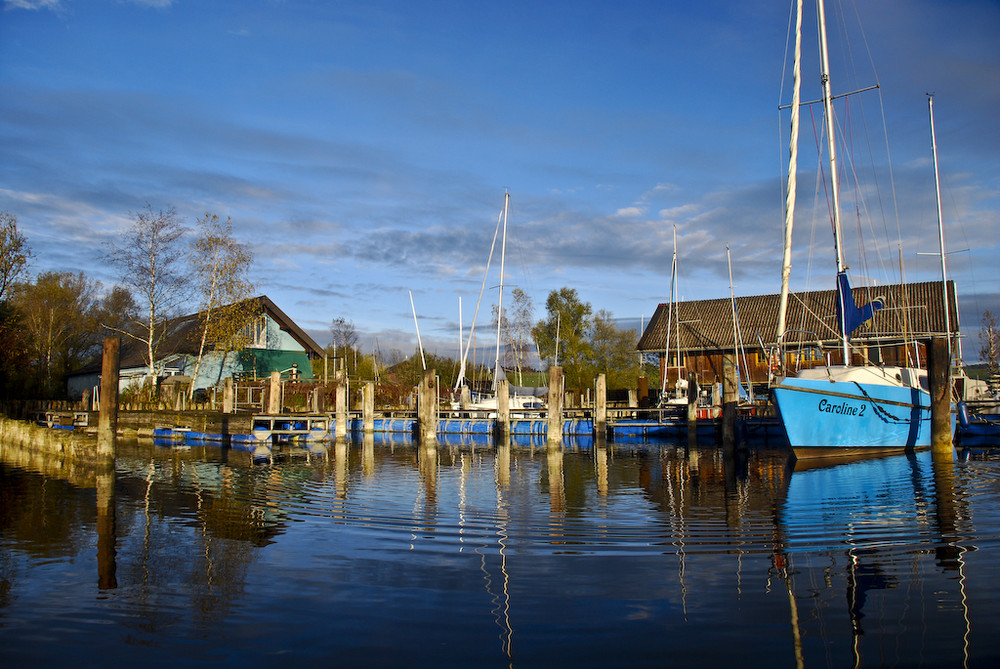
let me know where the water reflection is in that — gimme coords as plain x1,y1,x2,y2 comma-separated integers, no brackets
1,433,998,667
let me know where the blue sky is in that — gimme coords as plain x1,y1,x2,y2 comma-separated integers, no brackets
2,0,998,362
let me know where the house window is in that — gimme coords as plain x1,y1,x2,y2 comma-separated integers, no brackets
243,314,268,349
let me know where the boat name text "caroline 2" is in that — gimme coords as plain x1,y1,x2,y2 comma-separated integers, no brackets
817,398,867,417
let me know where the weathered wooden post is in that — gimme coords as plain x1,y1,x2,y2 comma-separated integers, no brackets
496,378,510,441
546,366,564,448
223,377,234,414
927,336,953,455
637,375,649,408
719,354,737,456
97,337,120,459
418,369,437,443
363,381,375,433
594,373,607,439
460,385,471,410
268,371,281,414
335,370,348,440
686,372,699,447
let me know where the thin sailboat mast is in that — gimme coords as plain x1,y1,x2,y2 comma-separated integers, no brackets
817,0,852,365
493,191,509,391
662,225,678,396
777,0,803,356
927,95,953,364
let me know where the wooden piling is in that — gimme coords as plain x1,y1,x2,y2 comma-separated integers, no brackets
595,373,607,438
927,336,953,454
720,355,737,456
97,337,119,459
223,377,234,414
686,372,699,447
362,381,375,433
547,366,564,447
267,371,281,414
335,371,348,440
496,378,510,441
418,369,437,443
637,375,649,408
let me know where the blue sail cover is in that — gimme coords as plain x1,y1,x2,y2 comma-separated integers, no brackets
835,271,885,339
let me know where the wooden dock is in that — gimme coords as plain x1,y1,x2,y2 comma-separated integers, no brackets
250,414,331,443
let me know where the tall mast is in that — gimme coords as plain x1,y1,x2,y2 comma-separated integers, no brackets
817,0,851,364
662,225,678,396
493,191,509,390
927,95,953,364
777,0,803,357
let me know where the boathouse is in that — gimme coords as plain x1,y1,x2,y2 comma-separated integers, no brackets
66,295,324,399
637,280,958,396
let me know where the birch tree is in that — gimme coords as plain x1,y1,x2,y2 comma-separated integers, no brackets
105,204,189,378
187,213,254,395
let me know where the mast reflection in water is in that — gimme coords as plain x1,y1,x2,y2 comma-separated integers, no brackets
1,434,998,667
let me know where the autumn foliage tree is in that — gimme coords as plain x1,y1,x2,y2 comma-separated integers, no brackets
187,213,255,395
533,287,593,390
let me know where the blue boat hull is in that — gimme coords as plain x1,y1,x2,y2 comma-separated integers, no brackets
771,377,947,457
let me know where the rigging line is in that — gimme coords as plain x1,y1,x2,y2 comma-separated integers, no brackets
836,94,893,288
458,206,504,390
790,291,842,339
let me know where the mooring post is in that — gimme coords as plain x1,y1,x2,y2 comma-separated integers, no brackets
363,381,375,433
720,355,737,456
687,372,699,447
638,375,649,409
223,377,234,414
268,371,281,414
496,378,510,442
97,336,120,459
595,373,607,439
546,366,564,448
335,370,348,439
927,336,953,455
419,369,437,443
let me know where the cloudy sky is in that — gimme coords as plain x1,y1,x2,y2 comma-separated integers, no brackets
2,0,998,362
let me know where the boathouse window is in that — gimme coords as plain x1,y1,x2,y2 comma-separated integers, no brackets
243,314,268,349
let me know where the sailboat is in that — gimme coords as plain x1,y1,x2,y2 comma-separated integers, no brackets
454,192,545,415
769,0,953,458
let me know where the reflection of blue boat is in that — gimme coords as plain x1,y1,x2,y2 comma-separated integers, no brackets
957,406,1000,447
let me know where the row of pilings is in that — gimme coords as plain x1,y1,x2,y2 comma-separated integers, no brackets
8,336,959,458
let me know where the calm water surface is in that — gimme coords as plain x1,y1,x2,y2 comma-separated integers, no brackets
2,432,999,668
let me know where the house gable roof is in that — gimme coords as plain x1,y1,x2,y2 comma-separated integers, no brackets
637,280,957,354
70,295,324,376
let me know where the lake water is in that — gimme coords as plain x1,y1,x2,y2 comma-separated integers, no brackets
2,433,999,668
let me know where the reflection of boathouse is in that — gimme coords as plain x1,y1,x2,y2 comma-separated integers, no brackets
637,280,956,391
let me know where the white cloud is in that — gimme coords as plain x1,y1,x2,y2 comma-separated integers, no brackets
616,206,644,218
3,0,60,10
